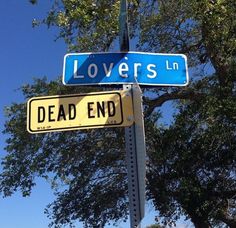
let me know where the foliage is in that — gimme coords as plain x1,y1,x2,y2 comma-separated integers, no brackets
1,0,236,227
31,0,139,52
146,75,236,227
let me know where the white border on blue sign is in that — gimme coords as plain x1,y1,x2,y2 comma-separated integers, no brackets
62,51,189,87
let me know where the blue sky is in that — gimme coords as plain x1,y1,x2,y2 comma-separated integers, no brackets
0,1,67,228
0,1,193,228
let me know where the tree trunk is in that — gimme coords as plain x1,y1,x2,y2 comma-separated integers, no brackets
217,214,236,228
190,216,211,228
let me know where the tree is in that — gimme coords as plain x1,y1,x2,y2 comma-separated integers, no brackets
146,224,164,228
146,74,236,228
142,1,236,227
1,0,236,227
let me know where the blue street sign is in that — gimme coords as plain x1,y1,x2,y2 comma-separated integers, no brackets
63,52,189,86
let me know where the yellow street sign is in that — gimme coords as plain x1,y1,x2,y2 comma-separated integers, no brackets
27,90,134,134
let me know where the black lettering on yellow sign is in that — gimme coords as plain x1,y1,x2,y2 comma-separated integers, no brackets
49,105,55,122
38,107,45,123
87,101,116,119
37,104,76,123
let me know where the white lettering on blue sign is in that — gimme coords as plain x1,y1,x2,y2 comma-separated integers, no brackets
166,60,179,70
103,63,113,77
63,52,189,86
73,60,84,79
147,64,157,78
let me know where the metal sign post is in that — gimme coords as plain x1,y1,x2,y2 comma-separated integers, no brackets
120,0,146,227
123,84,146,228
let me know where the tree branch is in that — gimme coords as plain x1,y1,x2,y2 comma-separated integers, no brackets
144,88,204,117
216,210,236,228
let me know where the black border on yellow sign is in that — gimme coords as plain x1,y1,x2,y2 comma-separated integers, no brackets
28,91,124,133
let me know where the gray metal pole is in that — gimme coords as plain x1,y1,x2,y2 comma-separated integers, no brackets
119,0,130,51
119,1,146,227
123,84,146,228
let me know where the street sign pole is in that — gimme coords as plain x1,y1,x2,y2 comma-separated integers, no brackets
120,1,146,227
124,84,146,228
